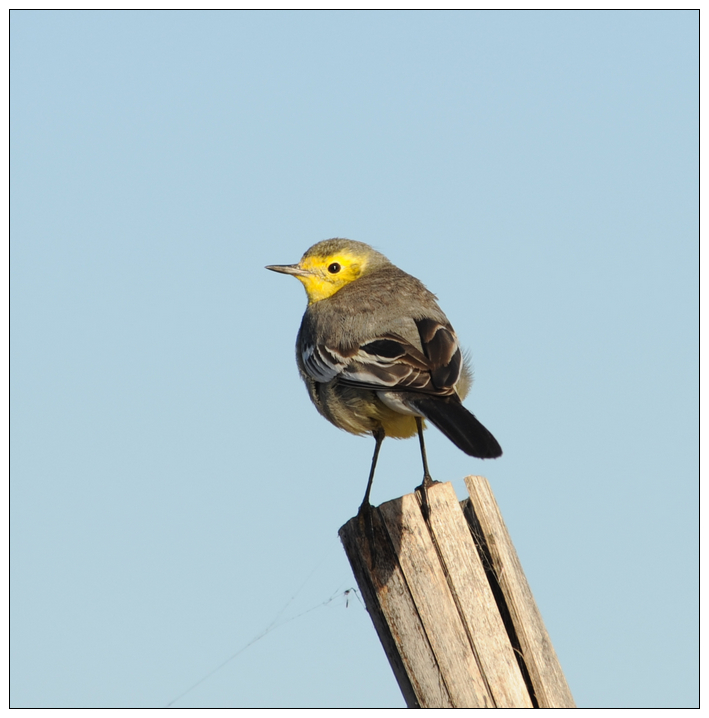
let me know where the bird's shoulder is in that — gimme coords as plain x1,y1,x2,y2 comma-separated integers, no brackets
300,266,447,346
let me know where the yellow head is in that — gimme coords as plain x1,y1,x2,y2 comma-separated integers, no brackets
266,238,391,304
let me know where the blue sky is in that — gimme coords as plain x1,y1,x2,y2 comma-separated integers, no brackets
11,10,697,708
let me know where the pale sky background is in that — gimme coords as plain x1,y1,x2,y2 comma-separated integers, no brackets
11,9,697,709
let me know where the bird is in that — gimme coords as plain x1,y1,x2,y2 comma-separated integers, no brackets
266,238,502,521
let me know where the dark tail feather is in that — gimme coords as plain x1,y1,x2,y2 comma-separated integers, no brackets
409,395,503,459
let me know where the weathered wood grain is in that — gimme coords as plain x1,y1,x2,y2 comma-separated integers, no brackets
463,475,576,708
378,493,492,707
425,481,533,708
339,509,452,708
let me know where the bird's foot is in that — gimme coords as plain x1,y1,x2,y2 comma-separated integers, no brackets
416,473,438,521
357,500,377,569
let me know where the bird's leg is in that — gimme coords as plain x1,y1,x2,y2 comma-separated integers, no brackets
358,428,385,566
415,416,437,520
359,427,385,513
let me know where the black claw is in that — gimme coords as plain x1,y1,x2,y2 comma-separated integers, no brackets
416,480,432,521
357,501,377,568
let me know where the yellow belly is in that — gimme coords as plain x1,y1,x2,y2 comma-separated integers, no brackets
316,382,422,439
377,409,419,439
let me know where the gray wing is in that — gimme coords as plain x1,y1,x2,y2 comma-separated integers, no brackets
300,317,462,396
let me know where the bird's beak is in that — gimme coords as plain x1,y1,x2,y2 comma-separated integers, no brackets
265,263,311,277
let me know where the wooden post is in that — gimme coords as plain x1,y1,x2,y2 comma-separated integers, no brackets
339,476,575,708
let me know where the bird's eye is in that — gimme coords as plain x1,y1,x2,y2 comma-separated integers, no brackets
328,262,341,274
